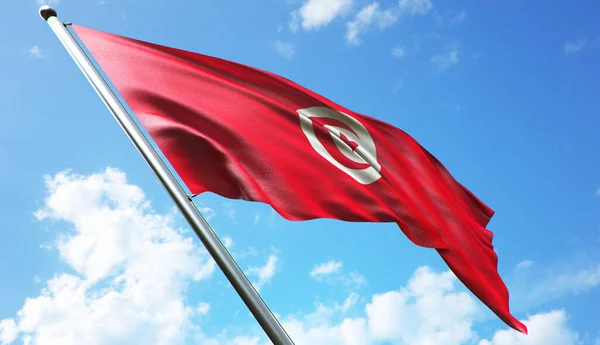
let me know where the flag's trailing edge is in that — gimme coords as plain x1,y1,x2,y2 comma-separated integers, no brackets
72,24,527,334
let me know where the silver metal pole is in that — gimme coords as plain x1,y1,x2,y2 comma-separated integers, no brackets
39,6,294,345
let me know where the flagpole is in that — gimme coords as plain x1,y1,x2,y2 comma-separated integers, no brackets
39,6,294,345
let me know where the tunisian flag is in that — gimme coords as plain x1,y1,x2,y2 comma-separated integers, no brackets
73,25,527,333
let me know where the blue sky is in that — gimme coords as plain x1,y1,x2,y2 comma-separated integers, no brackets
1,0,599,344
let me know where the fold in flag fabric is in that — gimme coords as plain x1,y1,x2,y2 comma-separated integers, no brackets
73,24,527,334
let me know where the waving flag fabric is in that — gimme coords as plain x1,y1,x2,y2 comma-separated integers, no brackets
73,24,527,334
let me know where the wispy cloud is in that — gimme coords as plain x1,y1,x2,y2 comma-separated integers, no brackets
222,202,236,222
346,0,432,46
392,45,405,58
449,10,467,25
197,204,216,221
310,260,343,278
346,3,397,46
470,52,483,61
431,47,459,71
222,236,234,248
238,246,258,260
274,41,296,59
437,9,467,26
195,302,210,316
343,271,368,288
530,264,600,298
310,259,367,289
516,260,533,270
290,0,353,32
289,0,432,45
563,38,586,55
512,255,600,310
268,209,279,228
398,0,432,15
254,213,260,225
392,80,404,93
36,0,60,5
247,254,279,291
28,45,43,59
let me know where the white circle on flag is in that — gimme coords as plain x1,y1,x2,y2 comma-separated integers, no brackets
297,106,382,185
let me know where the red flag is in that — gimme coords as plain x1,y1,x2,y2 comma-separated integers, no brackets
73,25,527,334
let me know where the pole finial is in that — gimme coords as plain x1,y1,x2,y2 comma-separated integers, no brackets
39,5,57,21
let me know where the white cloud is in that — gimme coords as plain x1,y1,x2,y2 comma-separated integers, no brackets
510,256,600,311
297,292,360,329
479,310,580,345
222,202,236,222
431,48,459,71
195,302,210,316
254,213,260,225
0,319,18,345
274,41,296,59
284,317,371,345
5,168,590,345
36,0,59,5
392,45,405,58
222,236,234,249
529,264,600,301
309,260,366,289
346,0,432,45
238,246,259,260
194,265,583,345
197,204,216,221
233,336,262,345
398,0,432,15
290,0,353,31
366,267,478,345
563,38,586,55
516,260,533,270
343,272,368,289
247,254,279,291
28,46,43,59
283,266,479,345
341,293,360,313
266,210,280,228
289,11,301,32
346,3,397,46
4,168,216,345
392,80,404,93
310,260,343,278
450,10,467,25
